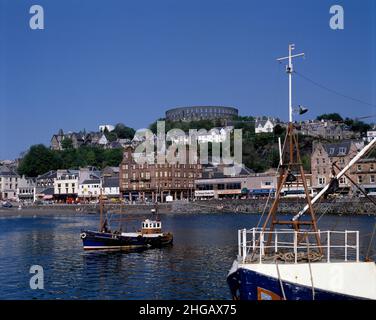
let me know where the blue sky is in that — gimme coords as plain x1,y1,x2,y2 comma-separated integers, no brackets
0,0,375,159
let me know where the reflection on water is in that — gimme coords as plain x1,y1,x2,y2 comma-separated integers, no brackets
0,213,374,299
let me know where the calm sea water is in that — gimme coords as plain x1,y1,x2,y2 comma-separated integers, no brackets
0,212,374,300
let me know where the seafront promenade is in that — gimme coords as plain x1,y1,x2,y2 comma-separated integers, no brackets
1,198,375,216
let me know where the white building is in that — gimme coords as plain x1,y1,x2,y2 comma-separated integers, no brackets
169,127,234,145
366,130,376,143
79,178,102,200
54,170,79,201
98,134,109,146
99,124,115,133
0,165,19,201
103,177,120,198
255,118,275,134
16,176,35,202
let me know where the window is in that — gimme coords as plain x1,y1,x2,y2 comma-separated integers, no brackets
358,176,363,184
371,164,375,171
339,177,346,184
357,165,362,172
318,177,326,185
339,147,346,154
370,175,375,184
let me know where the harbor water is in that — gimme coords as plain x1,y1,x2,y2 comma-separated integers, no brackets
0,212,374,299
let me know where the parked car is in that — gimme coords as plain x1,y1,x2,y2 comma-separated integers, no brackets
2,201,13,208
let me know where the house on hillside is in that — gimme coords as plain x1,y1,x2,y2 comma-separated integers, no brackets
255,118,276,134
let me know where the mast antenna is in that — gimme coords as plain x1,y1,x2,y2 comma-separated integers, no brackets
277,44,305,123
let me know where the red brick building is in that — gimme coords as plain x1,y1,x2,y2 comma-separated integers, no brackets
119,146,203,202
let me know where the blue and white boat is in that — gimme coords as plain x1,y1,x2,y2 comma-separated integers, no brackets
80,199,173,251
227,44,376,300
81,218,173,251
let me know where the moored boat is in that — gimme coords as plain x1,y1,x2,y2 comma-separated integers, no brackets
81,218,173,251
80,194,173,251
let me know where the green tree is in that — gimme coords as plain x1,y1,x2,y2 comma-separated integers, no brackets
316,113,343,122
61,137,73,150
105,131,118,142
344,118,371,134
18,145,61,177
114,123,136,139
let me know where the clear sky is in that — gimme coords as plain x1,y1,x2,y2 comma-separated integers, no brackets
0,0,375,159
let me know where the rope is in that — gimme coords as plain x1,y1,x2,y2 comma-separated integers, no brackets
305,235,316,300
294,70,376,108
275,260,287,300
366,222,376,261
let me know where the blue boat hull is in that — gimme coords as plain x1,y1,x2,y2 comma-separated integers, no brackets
227,267,366,300
81,230,173,251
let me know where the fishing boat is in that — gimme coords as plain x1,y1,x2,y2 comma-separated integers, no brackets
80,195,173,251
227,44,376,300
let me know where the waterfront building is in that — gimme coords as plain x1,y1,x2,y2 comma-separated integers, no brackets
34,170,57,201
16,176,36,203
119,146,202,202
277,173,313,198
311,140,364,194
78,178,102,201
53,169,79,202
255,118,276,134
103,177,120,199
0,165,19,200
349,158,376,195
194,164,257,199
165,106,238,122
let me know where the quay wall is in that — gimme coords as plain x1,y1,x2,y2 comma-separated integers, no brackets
171,198,376,215
0,199,375,215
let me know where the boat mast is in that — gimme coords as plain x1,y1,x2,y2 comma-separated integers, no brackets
99,187,104,232
260,44,322,251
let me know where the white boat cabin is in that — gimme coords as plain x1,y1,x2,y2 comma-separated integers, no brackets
141,219,162,234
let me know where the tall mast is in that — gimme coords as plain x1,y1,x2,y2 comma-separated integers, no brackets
99,187,103,232
260,44,322,252
277,44,305,124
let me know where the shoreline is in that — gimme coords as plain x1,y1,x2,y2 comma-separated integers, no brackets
1,198,376,217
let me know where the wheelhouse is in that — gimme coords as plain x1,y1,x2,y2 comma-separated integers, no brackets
141,219,162,234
